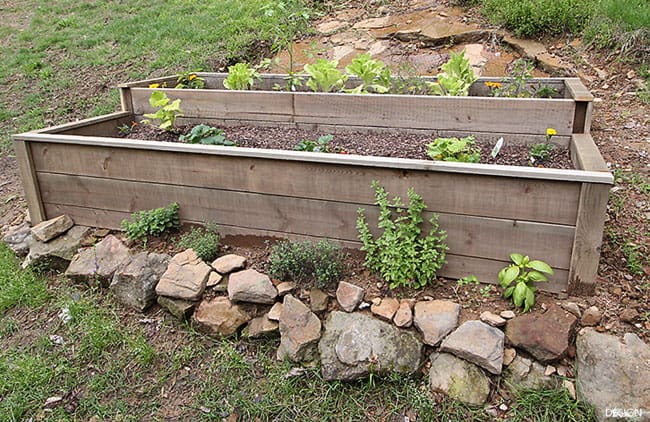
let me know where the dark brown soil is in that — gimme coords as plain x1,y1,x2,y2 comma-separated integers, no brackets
124,123,574,169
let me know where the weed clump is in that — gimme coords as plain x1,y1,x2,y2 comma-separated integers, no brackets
121,202,180,245
178,223,220,262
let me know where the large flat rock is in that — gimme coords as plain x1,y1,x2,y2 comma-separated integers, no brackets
277,295,321,363
440,320,504,375
66,235,131,286
110,251,169,311
22,226,90,272
156,249,211,301
193,296,250,337
414,300,461,346
429,352,491,407
30,215,73,242
228,269,278,304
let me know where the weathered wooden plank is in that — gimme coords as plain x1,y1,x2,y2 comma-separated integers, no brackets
38,172,575,268
30,112,131,135
568,182,610,294
130,88,296,121
42,202,569,293
293,92,575,135
570,134,611,174
31,142,581,225
564,78,594,102
12,140,46,224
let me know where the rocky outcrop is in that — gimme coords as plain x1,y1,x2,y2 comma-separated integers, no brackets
575,329,650,421
429,352,491,406
110,251,169,311
66,235,131,286
319,311,423,381
413,300,461,346
228,269,278,304
155,249,211,301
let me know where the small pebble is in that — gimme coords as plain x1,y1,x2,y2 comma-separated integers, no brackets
500,310,516,319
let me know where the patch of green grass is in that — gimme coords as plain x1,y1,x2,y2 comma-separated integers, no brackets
622,242,647,276
583,0,649,56
613,168,650,195
480,0,594,37
509,387,596,421
0,244,50,314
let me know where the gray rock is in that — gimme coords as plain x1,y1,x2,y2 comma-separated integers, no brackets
228,269,278,304
309,288,329,312
319,311,423,381
277,295,321,363
479,311,506,327
414,300,461,346
2,223,32,256
500,310,516,319
370,297,400,321
211,254,246,274
247,315,279,339
206,272,222,287
576,328,650,421
267,302,283,321
157,296,196,319
503,355,555,391
66,235,132,286
506,305,577,362
155,249,211,301
22,226,90,272
336,281,365,312
429,353,491,406
580,306,602,327
30,215,74,242
440,320,505,375
110,251,169,311
193,296,250,336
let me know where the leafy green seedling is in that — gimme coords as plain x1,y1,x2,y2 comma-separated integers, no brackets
294,134,335,152
498,253,553,312
429,50,478,96
175,71,205,89
304,59,348,92
179,124,236,146
223,62,260,90
121,202,181,246
142,91,183,131
427,136,481,163
345,53,392,94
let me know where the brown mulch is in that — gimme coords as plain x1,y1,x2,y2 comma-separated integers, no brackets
124,123,574,169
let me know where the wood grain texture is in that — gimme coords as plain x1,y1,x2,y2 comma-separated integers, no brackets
30,142,581,225
570,134,612,174
37,172,575,269
568,182,610,294
42,202,569,293
12,140,46,223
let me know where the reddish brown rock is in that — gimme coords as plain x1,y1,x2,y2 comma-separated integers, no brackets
31,215,73,242
277,295,321,362
580,306,602,326
156,249,211,300
371,297,400,321
193,296,250,336
506,305,577,362
393,300,414,328
336,281,365,312
414,300,461,346
211,254,246,274
309,288,329,312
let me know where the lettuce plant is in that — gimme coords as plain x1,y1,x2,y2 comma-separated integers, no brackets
304,59,347,92
223,62,260,90
429,50,478,96
345,53,392,94
427,136,481,163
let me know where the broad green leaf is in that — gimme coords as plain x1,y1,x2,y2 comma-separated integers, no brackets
149,90,169,108
527,260,554,275
502,265,520,285
504,285,515,298
524,287,535,312
510,253,524,266
528,270,549,283
513,282,526,308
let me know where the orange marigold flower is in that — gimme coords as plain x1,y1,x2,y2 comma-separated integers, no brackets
484,81,502,89
149,83,160,88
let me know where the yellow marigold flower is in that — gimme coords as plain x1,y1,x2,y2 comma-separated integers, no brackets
546,128,557,136
149,83,160,88
188,74,197,81
484,81,502,89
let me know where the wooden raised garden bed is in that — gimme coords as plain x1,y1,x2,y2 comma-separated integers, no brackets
13,74,611,295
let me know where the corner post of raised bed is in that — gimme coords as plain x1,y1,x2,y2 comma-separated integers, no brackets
568,134,613,295
565,78,594,134
12,139,46,224
118,84,133,112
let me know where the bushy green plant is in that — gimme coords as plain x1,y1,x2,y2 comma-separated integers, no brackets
304,58,348,92
223,62,260,90
344,53,392,94
175,71,205,89
429,50,478,96
498,253,553,312
121,202,180,245
357,181,448,289
529,143,554,162
178,223,220,262
268,239,346,289
179,124,236,146
142,91,183,131
293,134,338,153
427,136,481,163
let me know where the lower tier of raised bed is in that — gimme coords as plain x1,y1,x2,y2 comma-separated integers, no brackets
13,112,612,294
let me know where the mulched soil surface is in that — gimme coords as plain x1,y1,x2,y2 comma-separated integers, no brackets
125,123,574,169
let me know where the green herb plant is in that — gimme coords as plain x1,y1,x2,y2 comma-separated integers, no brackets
357,181,448,289
304,59,348,93
179,124,236,146
268,239,347,289
223,62,260,90
429,50,478,96
121,202,181,246
498,253,553,312
294,134,341,153
178,222,220,262
142,91,183,131
392,62,438,95
427,136,481,163
529,127,556,164
486,59,558,99
175,71,205,89
344,53,392,94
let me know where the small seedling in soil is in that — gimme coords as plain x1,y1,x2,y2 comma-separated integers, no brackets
498,253,553,312
175,71,205,89
427,136,481,163
179,124,236,146
293,134,343,153
530,128,557,164
142,91,183,131
121,202,180,246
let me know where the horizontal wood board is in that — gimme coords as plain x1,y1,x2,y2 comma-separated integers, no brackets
129,87,576,136
30,142,581,225
42,202,568,293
